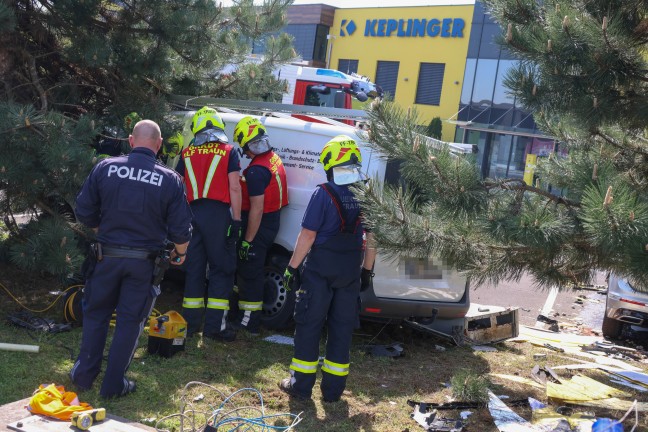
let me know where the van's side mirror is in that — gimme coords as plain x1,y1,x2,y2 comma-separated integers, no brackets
355,92,368,102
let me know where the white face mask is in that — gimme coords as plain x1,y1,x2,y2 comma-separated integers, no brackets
332,164,367,185
193,128,228,146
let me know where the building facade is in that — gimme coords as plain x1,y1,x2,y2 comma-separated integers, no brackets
278,1,555,181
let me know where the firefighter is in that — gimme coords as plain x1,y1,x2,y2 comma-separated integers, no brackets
175,107,242,342
71,120,192,397
232,116,288,335
279,134,370,403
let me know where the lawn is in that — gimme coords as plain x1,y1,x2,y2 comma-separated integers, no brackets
0,264,646,431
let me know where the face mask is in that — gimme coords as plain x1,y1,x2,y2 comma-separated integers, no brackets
332,164,367,185
193,128,228,146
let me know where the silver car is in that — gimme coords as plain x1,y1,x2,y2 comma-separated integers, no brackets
603,274,648,338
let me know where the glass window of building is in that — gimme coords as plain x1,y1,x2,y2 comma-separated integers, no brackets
314,24,329,63
458,59,477,121
491,60,517,126
338,59,359,74
469,59,497,123
467,22,482,58
375,61,400,100
415,63,445,106
284,24,317,60
487,133,513,178
478,23,502,59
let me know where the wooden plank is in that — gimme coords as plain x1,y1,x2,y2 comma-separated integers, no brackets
0,398,154,432
8,415,148,432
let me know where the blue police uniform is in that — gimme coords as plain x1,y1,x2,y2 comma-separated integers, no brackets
235,164,282,333
71,147,192,397
289,181,364,401
175,149,240,338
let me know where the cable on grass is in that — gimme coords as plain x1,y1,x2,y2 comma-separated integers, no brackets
1,282,83,313
154,381,303,432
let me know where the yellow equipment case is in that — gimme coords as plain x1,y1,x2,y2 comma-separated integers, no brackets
147,310,187,358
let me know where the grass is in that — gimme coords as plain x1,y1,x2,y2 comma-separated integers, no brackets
0,264,647,431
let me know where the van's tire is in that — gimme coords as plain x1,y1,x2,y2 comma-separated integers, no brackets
261,253,295,330
602,315,622,339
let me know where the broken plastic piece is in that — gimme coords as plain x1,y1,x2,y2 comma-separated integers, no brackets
536,314,559,332
366,342,404,358
410,403,464,431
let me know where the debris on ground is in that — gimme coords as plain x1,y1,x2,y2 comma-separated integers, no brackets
528,397,596,431
409,402,464,431
487,390,539,432
6,311,71,334
365,342,404,358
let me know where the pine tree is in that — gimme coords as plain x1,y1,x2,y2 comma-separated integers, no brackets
0,0,295,279
359,0,648,290
426,117,443,140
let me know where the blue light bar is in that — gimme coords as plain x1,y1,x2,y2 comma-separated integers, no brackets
316,69,348,79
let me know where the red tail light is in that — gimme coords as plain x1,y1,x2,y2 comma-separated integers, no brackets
620,298,646,306
364,307,381,313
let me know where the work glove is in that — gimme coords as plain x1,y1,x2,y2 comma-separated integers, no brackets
283,266,298,292
360,268,374,292
238,240,255,261
227,219,242,246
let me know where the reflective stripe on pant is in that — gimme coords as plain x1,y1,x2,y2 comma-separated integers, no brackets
71,256,158,397
290,231,362,400
236,212,279,331
183,199,236,335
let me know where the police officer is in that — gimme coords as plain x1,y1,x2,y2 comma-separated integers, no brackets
279,135,370,403
176,107,242,341
71,120,193,398
232,116,288,334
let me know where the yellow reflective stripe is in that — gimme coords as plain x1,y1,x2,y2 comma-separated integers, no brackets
202,155,223,198
290,358,318,374
275,172,283,209
206,298,229,310
322,359,349,376
183,297,204,309
184,158,200,201
238,301,263,311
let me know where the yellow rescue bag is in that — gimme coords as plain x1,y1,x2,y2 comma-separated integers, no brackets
28,383,92,420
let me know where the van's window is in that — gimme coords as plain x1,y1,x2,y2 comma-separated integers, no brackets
384,159,403,188
305,85,346,108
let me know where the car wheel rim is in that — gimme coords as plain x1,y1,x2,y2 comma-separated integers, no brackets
262,269,287,318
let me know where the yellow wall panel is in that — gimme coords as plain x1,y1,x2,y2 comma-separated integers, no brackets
330,5,474,141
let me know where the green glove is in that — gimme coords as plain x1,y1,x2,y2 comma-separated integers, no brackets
283,266,297,292
239,240,253,261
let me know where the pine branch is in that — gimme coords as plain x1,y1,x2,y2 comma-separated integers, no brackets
485,178,581,207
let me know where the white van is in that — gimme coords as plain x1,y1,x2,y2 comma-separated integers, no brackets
213,112,517,344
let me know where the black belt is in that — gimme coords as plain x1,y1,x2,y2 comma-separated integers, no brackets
102,246,157,260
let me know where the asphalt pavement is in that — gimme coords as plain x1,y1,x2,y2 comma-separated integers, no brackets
470,272,608,332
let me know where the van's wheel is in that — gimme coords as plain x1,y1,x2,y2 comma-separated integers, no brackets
602,315,622,339
261,253,295,330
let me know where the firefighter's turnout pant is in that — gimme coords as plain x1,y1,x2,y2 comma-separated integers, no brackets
236,213,280,332
289,232,362,401
182,199,237,337
71,254,158,397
